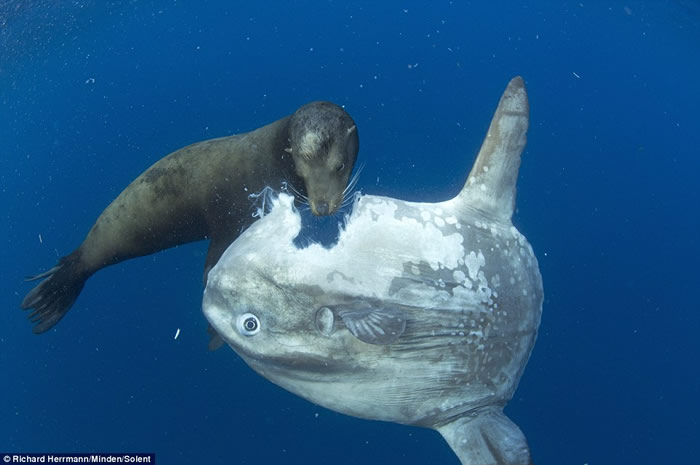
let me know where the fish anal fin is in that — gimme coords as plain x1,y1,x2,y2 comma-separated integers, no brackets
437,408,531,465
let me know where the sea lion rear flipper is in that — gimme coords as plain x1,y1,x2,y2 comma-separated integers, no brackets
21,252,88,334
436,408,532,465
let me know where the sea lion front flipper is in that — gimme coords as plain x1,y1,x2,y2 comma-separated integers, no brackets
436,408,532,465
21,251,89,334
203,234,238,350
336,302,406,345
202,225,246,351
202,232,238,287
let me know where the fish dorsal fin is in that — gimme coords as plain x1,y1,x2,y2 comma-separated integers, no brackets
456,76,529,222
336,302,406,345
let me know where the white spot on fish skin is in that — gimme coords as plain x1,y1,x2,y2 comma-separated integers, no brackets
421,211,431,221
411,265,420,275
464,250,486,281
435,208,443,215
434,217,445,227
453,269,466,283
445,216,458,225
483,165,489,172
480,184,486,191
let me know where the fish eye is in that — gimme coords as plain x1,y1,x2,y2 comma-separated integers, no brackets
336,162,345,172
237,313,260,336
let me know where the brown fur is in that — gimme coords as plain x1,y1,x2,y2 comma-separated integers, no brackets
21,102,359,334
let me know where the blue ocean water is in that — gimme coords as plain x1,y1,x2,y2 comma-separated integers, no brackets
1,1,699,464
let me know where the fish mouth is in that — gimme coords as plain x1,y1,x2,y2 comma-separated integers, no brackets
233,344,357,382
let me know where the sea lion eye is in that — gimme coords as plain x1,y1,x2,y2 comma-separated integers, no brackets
237,313,260,336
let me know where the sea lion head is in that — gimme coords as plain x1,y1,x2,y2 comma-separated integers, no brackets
287,101,359,216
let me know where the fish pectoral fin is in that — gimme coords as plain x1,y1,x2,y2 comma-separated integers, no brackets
436,408,532,465
336,303,406,345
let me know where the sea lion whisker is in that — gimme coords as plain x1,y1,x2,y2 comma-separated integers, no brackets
295,199,311,212
339,164,364,209
342,163,364,196
341,189,362,210
284,180,309,203
340,196,357,210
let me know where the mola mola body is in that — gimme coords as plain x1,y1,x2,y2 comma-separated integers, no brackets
204,77,542,465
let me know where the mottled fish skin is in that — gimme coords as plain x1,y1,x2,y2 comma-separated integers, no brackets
203,76,541,465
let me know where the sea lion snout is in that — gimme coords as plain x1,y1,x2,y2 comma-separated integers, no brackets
295,160,352,216
305,175,347,216
312,200,330,216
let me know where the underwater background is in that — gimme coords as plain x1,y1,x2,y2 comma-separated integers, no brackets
1,1,699,464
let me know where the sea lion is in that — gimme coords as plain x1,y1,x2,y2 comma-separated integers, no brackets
203,77,541,465
21,101,359,335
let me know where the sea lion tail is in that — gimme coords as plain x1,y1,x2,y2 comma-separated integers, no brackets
437,408,532,465
456,76,529,222
20,251,88,334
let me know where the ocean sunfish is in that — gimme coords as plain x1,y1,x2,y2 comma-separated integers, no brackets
203,77,543,465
